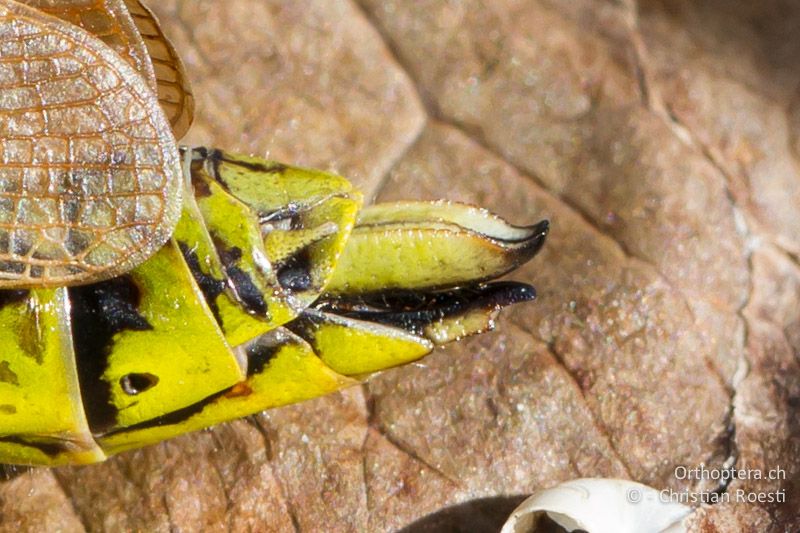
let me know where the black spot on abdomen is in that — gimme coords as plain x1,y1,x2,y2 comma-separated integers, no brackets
276,250,313,292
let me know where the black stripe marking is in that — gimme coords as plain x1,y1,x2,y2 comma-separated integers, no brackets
211,235,269,317
0,436,67,458
70,276,153,433
246,342,281,377
104,340,286,435
225,265,269,316
177,241,226,326
207,148,288,177
316,282,536,336
104,388,227,436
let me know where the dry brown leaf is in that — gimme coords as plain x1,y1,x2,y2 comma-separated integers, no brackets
1,0,798,531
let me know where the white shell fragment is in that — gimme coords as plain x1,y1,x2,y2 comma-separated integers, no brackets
500,478,693,533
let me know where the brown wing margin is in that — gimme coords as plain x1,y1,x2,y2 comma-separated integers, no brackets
123,0,195,140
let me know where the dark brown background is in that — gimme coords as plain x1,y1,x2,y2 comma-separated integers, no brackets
1,0,799,531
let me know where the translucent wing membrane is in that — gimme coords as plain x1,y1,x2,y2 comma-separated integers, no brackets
19,0,195,139
0,148,547,465
0,0,182,287
17,0,157,90
122,0,194,139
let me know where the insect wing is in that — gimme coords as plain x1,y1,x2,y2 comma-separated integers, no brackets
122,0,194,139
15,0,157,91
0,0,182,287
